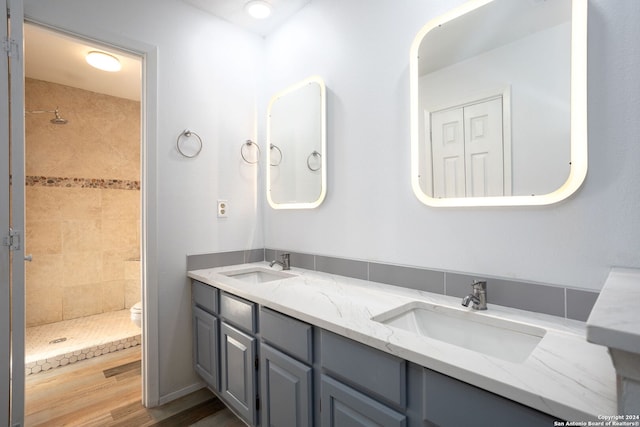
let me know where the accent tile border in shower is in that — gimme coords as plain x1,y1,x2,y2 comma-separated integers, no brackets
186,248,599,322
26,175,140,190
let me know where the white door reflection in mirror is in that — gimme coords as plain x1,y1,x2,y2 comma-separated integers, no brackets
267,76,326,209
410,0,587,207
431,97,507,198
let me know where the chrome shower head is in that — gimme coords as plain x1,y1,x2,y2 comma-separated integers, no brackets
50,108,68,125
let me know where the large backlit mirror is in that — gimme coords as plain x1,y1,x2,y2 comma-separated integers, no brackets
267,76,326,209
410,0,587,207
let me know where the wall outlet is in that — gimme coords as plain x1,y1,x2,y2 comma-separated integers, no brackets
217,200,228,218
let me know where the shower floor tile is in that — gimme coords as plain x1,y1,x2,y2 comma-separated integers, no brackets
25,309,141,375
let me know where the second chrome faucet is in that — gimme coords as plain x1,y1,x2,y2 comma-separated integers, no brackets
270,253,291,270
461,280,488,310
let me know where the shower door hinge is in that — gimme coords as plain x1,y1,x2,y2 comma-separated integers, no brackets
2,37,18,58
2,228,21,251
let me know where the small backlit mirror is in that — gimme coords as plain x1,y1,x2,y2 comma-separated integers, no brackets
267,76,327,209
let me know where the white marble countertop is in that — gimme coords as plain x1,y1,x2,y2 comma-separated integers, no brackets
188,262,616,421
587,268,640,354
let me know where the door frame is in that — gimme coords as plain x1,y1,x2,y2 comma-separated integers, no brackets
1,0,13,424
19,16,161,410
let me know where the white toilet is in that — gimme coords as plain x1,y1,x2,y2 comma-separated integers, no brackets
130,302,142,328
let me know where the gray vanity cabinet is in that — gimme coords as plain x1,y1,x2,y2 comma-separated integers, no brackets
191,280,561,427
260,307,314,427
219,292,258,426
192,281,219,391
320,330,407,427
422,368,559,427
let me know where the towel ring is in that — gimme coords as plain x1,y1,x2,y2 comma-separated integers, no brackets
176,129,203,158
307,150,322,171
241,140,261,164
270,144,283,166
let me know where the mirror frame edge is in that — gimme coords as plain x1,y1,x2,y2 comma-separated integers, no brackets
410,0,588,207
266,75,327,210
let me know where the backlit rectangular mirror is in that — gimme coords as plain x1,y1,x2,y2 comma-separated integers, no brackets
267,76,327,209
410,0,587,207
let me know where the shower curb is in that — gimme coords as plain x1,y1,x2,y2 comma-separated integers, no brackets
25,335,141,376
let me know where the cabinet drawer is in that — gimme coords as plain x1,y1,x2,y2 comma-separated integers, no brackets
260,307,313,364
321,330,406,408
192,281,218,314
220,292,257,333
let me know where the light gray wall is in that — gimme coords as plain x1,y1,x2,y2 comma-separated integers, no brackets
262,0,640,292
23,0,264,403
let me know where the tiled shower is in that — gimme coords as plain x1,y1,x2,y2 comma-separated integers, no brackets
24,78,141,374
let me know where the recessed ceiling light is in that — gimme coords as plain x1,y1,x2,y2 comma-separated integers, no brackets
85,51,121,72
245,0,272,20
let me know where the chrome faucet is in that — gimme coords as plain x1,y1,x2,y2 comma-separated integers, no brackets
269,253,291,270
461,280,487,310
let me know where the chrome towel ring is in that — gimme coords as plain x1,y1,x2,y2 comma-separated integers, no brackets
176,129,203,158
270,144,283,166
307,150,322,171
241,140,261,164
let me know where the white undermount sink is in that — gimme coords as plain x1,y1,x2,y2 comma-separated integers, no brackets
220,267,296,284
372,301,546,363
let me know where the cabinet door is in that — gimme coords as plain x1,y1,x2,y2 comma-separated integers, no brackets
321,375,406,427
193,306,219,391
261,343,312,427
220,321,257,425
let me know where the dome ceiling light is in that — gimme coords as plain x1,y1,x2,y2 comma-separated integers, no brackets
85,51,122,72
245,0,272,19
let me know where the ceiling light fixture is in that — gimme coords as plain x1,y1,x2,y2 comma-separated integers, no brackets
85,51,121,72
245,0,272,20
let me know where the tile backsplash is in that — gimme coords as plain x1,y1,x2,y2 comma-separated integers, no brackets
187,248,599,322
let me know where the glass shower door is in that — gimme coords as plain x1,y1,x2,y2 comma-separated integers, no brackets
1,0,25,425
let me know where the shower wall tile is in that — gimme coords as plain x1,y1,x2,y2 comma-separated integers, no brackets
102,250,127,281
102,189,140,220
101,219,138,251
25,220,62,254
25,78,141,326
62,220,102,252
25,78,140,181
102,280,126,312
59,188,101,220
26,284,62,327
26,187,62,221
125,279,141,309
62,284,103,319
62,252,103,287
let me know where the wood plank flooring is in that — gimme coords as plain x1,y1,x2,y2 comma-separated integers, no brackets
25,346,245,427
